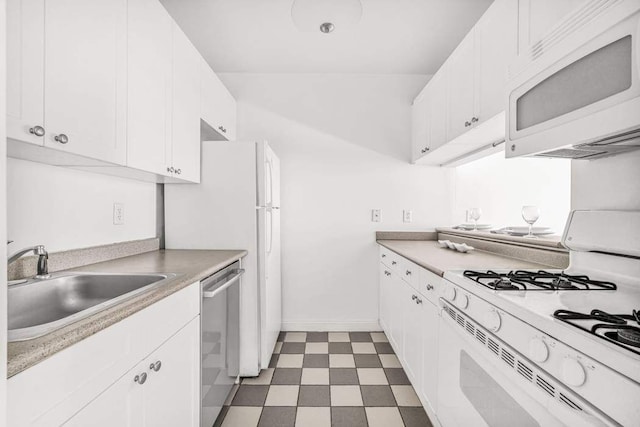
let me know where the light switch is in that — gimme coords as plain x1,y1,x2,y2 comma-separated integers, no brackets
372,209,381,222
403,210,412,223
113,203,125,225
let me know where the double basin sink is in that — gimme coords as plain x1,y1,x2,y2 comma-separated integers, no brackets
8,272,176,342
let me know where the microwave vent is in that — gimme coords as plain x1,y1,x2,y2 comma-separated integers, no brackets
530,0,620,61
534,148,606,159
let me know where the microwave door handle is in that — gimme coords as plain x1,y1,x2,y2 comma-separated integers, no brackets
202,269,245,298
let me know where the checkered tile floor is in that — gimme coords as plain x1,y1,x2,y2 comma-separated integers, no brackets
213,331,434,427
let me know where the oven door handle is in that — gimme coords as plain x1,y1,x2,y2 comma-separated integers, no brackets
202,269,245,298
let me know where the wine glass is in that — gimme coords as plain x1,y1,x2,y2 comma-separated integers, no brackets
469,208,482,231
521,206,541,238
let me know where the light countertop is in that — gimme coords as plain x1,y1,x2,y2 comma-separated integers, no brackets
8,249,247,378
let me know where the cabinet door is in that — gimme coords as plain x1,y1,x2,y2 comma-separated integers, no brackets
63,362,145,427
171,25,202,183
447,30,477,141
476,0,518,121
379,263,392,332
128,0,173,176
6,0,45,146
143,317,199,427
411,89,431,162
43,0,127,164
200,60,237,141
421,301,439,414
402,284,423,388
429,70,448,152
389,275,405,355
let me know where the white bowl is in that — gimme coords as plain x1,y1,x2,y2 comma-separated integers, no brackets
454,243,475,253
438,240,450,248
445,241,456,250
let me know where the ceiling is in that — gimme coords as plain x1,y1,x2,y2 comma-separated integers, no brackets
160,0,493,74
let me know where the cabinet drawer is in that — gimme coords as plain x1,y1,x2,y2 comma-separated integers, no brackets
8,282,200,427
417,268,443,306
379,246,402,272
398,258,420,290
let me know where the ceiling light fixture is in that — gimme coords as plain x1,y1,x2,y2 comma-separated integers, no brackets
291,0,362,34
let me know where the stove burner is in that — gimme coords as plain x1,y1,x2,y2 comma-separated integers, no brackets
554,309,629,325
617,327,640,347
551,277,577,290
489,278,519,290
463,270,617,291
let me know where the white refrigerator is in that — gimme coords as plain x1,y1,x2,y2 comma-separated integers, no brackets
165,141,282,377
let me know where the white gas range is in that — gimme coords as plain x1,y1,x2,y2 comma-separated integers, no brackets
435,210,640,427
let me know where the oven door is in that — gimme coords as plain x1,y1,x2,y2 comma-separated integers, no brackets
436,300,612,427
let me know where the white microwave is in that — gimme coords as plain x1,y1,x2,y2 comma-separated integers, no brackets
506,0,640,160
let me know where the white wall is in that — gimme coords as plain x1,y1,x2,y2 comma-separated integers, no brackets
7,158,157,252
452,151,572,234
220,74,452,330
571,150,640,210
1,0,8,417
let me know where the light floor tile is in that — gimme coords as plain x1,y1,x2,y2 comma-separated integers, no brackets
301,368,330,385
285,332,307,342
221,407,262,427
329,354,356,368
242,369,274,385
264,385,300,406
328,332,350,342
370,332,389,343
391,385,422,407
295,407,331,427
351,343,376,354
273,342,283,354
357,368,388,385
330,385,364,406
277,354,304,368
305,342,329,354
365,407,404,427
379,354,402,368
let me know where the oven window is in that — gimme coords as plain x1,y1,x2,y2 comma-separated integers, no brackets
460,351,539,427
516,35,633,131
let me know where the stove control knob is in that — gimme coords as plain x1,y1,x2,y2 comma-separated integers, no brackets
562,358,586,387
484,309,501,332
456,294,469,309
528,338,549,363
444,287,456,301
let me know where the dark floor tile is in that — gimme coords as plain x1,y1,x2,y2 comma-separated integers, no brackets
231,385,269,406
329,368,359,385
271,368,302,385
385,368,411,385
269,354,279,368
354,354,382,368
298,385,331,407
400,406,433,427
303,354,329,368
281,342,306,354
374,342,395,354
306,332,329,342
258,406,296,427
328,342,352,354
331,407,368,427
361,385,397,407
278,331,286,342
212,405,229,427
349,332,373,342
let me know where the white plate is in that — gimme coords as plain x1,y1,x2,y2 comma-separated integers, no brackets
453,243,475,253
456,223,492,230
503,227,554,236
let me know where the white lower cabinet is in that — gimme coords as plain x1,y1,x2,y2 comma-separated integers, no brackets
65,317,199,427
378,246,440,424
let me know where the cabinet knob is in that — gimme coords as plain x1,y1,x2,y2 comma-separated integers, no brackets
54,134,69,144
391,261,397,265
150,360,162,372
471,116,479,123
175,169,182,175
384,271,391,276
167,166,175,173
426,284,434,291
218,126,227,133
29,126,45,137
412,294,417,300
416,298,423,304
405,270,411,276
381,254,386,258
421,147,429,154
134,372,147,385
464,121,471,128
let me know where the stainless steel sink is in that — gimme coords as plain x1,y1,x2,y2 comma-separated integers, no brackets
8,272,176,342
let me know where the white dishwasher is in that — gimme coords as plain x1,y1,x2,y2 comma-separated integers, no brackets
200,261,243,427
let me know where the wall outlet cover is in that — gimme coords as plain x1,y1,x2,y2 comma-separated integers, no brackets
113,203,125,225
403,210,412,223
372,209,381,222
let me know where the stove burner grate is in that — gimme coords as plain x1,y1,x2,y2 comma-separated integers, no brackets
463,270,617,291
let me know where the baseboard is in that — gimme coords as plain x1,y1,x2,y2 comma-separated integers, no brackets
281,320,382,332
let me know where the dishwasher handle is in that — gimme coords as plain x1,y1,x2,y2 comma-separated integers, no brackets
202,269,245,298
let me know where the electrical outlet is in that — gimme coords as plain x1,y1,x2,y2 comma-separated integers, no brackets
113,203,125,225
372,209,381,222
403,210,413,223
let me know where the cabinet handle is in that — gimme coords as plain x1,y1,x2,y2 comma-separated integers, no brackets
175,169,182,175
384,271,391,276
381,254,386,258
415,297,423,304
464,121,471,128
167,166,175,174
411,294,417,301
150,361,162,372
405,270,412,276
421,147,429,154
218,126,227,134
54,134,69,144
29,126,45,137
471,116,479,123
426,284,434,291
391,261,397,265
134,372,147,385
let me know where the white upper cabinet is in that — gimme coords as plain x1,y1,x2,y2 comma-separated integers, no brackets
411,88,431,161
7,0,127,164
201,59,237,141
127,0,173,177
446,30,477,141
171,25,202,183
428,71,449,154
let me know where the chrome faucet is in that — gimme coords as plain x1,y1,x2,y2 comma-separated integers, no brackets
8,244,49,278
